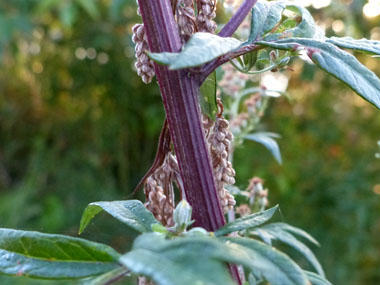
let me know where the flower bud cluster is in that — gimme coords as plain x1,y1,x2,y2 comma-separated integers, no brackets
176,0,196,43
144,155,176,226
196,0,217,33
247,177,269,210
206,116,236,213
132,23,156,84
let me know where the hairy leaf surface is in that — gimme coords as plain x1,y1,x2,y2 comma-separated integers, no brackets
326,37,380,55
149,33,242,69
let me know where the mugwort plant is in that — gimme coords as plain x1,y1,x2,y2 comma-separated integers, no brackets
1,0,380,284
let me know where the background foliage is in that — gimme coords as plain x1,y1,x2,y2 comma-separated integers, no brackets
0,0,379,284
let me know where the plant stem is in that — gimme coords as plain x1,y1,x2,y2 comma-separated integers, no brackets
137,1,243,283
137,0,225,231
219,0,258,37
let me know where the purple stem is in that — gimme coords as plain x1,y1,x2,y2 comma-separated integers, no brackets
137,0,225,231
219,0,258,37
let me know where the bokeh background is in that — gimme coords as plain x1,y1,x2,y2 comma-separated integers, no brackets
0,0,379,284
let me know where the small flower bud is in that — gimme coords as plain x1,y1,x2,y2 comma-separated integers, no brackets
173,200,193,230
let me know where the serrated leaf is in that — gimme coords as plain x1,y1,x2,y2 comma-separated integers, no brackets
304,271,332,285
223,237,308,285
200,71,217,120
257,38,380,110
0,228,120,279
149,32,242,70
215,205,278,237
79,200,159,234
120,234,234,285
326,36,380,55
245,132,282,164
252,224,324,276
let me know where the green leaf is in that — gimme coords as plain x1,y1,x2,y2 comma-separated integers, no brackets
283,5,323,39
249,1,321,43
199,71,218,120
149,32,242,70
223,237,308,285
120,234,234,285
257,38,380,110
304,271,332,285
0,228,120,279
79,200,159,234
243,51,258,71
252,223,324,276
245,132,282,164
326,36,380,55
262,1,287,35
82,267,130,285
215,205,278,237
268,223,320,245
248,0,271,42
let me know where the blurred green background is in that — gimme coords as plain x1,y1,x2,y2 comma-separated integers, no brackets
0,0,379,284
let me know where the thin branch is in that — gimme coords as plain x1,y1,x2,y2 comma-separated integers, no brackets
201,44,261,82
218,0,258,38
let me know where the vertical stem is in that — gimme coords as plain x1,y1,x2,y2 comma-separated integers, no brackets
137,1,243,283
137,0,225,231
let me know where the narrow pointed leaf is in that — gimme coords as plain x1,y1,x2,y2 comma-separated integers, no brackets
252,225,324,276
215,205,278,236
223,237,308,285
327,37,380,55
0,229,120,279
245,132,282,164
79,200,159,234
200,71,217,120
257,38,380,109
304,271,332,285
149,32,242,69
268,222,320,245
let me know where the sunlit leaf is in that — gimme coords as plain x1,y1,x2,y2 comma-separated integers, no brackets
326,37,380,55
79,200,159,234
0,229,120,279
257,38,380,110
149,33,242,69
